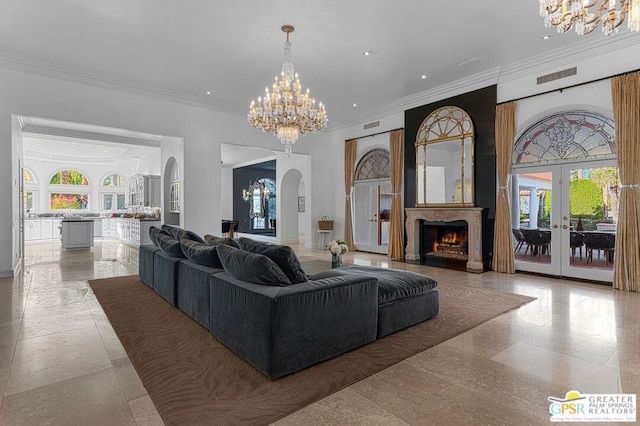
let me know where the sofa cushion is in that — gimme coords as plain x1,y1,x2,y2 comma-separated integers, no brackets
161,224,182,239
173,228,205,244
204,234,240,249
156,233,186,258
238,237,307,284
216,244,291,286
149,226,171,247
310,265,437,305
180,239,223,268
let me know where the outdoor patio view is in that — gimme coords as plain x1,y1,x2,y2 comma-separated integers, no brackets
514,166,619,271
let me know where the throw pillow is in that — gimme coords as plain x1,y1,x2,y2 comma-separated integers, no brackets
156,233,186,258
238,237,307,284
172,228,205,244
149,226,171,247
204,234,240,249
216,244,291,286
180,239,223,268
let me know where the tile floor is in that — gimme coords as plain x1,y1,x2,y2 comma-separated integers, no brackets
1,239,638,425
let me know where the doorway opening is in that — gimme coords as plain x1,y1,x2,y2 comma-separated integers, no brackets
512,110,617,282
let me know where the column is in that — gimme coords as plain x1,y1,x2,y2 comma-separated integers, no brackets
529,187,539,229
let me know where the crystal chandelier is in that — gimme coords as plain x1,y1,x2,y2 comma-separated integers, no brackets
539,0,640,35
247,25,328,156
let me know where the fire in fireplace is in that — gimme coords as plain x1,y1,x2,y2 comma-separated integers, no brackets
430,229,468,259
421,220,469,270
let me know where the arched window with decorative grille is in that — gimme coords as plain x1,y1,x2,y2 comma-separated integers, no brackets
354,148,390,181
513,110,616,167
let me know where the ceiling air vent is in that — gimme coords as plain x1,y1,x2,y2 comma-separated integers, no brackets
363,121,380,130
537,67,577,85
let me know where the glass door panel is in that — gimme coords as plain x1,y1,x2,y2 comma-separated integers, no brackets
513,165,560,276
354,180,391,254
561,161,617,282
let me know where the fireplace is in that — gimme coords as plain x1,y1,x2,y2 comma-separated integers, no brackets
422,220,468,271
405,207,484,273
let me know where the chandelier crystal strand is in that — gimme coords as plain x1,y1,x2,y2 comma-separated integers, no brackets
539,0,639,35
247,25,327,157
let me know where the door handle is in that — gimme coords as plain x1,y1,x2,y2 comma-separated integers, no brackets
562,225,568,229
552,224,558,228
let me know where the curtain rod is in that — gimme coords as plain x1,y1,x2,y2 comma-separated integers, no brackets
347,127,404,142
498,68,640,106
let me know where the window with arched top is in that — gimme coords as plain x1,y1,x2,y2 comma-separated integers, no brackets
415,106,474,205
513,110,616,167
355,149,390,181
101,173,125,187
49,169,89,185
23,168,37,185
100,173,126,211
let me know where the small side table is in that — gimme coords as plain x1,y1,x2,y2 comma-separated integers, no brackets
316,230,332,250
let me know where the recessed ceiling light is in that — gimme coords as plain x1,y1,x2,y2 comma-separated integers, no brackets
541,34,552,40
353,103,357,107
420,74,428,79
362,51,373,56
206,91,211,95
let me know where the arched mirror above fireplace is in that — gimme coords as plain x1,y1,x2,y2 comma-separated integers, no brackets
415,106,475,207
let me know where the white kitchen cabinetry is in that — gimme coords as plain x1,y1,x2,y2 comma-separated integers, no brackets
102,219,117,238
128,174,161,208
25,219,42,241
61,220,94,249
116,218,160,247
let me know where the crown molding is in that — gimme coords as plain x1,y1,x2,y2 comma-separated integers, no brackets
0,53,248,115
497,31,640,84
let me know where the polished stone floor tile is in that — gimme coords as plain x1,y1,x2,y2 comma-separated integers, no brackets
129,395,165,426
112,357,148,401
0,368,137,426
6,326,112,395
272,387,410,426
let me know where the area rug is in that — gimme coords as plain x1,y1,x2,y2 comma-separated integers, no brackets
89,274,534,426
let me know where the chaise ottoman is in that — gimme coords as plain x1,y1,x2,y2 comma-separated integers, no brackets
311,265,439,338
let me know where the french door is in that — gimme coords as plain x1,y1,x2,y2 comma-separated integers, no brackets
353,180,392,254
513,160,617,282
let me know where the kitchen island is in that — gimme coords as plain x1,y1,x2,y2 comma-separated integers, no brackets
60,219,94,250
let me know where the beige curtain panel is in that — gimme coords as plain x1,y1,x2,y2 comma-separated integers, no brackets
612,72,640,292
492,102,517,273
344,139,357,250
388,130,405,260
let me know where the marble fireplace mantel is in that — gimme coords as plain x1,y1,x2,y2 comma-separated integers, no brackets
405,207,484,273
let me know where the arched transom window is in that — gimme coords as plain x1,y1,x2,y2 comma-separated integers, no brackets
513,110,616,166
23,168,37,184
101,173,125,187
50,169,89,185
355,148,390,181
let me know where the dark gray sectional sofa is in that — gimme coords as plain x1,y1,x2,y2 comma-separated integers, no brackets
138,226,439,379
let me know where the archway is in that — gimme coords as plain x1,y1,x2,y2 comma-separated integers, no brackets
279,168,303,244
164,156,180,225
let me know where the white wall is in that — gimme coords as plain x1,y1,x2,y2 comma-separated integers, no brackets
220,167,233,220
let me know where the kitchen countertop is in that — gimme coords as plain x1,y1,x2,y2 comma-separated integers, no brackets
61,219,95,222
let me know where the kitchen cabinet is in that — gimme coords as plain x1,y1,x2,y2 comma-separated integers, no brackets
61,220,94,249
128,174,161,208
116,218,160,246
93,218,103,237
102,218,117,238
41,218,54,239
25,219,42,241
